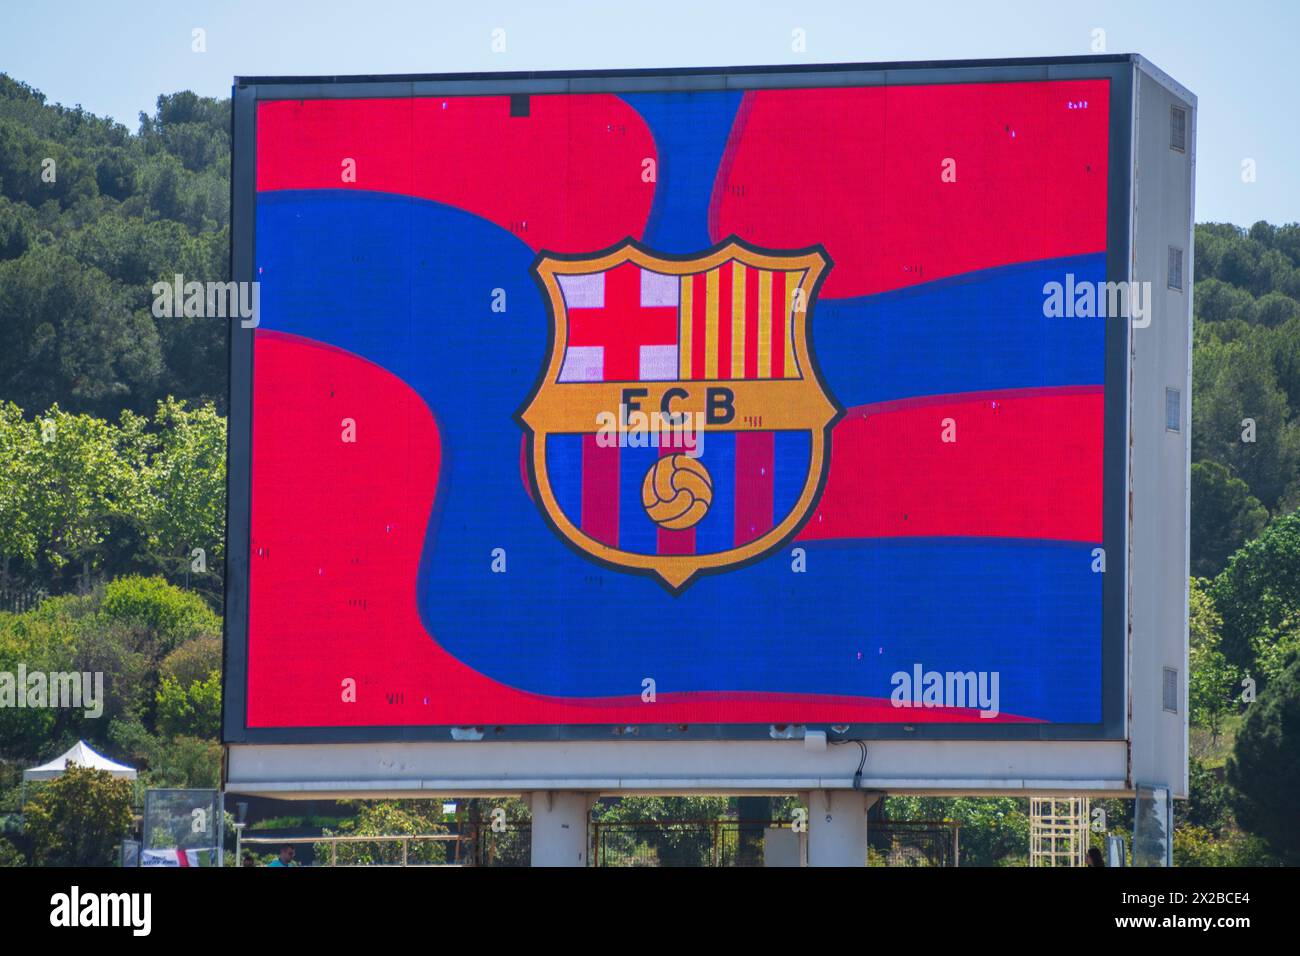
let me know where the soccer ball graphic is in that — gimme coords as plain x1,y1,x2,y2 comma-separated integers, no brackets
641,455,713,530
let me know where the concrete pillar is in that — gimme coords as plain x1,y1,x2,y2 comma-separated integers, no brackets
803,790,879,866
528,791,595,867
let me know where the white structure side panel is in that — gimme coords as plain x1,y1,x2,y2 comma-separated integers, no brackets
1127,62,1194,799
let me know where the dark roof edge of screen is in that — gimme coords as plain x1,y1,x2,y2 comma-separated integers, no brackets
234,53,1139,87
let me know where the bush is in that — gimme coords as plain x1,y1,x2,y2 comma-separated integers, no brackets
155,671,221,739
1226,652,1300,863
160,634,221,686
0,836,24,866
23,763,134,866
100,575,219,653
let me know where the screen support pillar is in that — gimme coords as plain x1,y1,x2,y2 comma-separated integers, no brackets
803,790,881,867
528,791,597,867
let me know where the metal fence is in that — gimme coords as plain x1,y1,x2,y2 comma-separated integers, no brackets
240,818,959,867
591,819,772,867
468,822,531,867
868,821,960,867
244,833,466,867
591,819,960,867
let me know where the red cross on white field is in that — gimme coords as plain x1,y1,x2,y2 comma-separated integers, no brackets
566,262,678,381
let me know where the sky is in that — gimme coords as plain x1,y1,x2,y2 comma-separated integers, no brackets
1,0,1296,226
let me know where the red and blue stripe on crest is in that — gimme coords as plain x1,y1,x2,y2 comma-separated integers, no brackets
547,432,810,557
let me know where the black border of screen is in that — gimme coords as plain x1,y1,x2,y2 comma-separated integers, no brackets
223,56,1134,744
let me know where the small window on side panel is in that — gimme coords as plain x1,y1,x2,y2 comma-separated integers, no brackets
1170,106,1186,152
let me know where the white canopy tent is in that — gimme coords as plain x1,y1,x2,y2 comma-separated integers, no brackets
23,740,137,781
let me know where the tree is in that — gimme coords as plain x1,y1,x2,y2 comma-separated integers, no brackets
1226,652,1300,864
1193,336,1300,508
0,247,162,419
139,398,226,594
1254,291,1300,328
23,763,134,866
98,574,220,654
19,404,146,589
883,796,1029,866
1180,759,1231,833
0,574,223,762
160,634,221,686
591,796,729,866
0,837,23,867
316,801,451,866
1212,511,1300,682
1190,461,1268,577
155,671,221,739
0,402,41,588
1188,577,1239,739
0,73,231,424
1194,277,1256,325
108,718,221,789
1270,316,1300,418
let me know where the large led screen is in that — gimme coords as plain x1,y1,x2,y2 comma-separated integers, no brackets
233,73,1121,736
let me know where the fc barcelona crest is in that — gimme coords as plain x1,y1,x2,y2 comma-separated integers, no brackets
518,237,841,593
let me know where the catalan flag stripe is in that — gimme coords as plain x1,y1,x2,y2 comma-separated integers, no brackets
769,270,785,379
717,263,732,379
679,275,693,378
784,270,800,377
704,269,720,379
691,272,707,380
731,262,746,379
744,264,760,379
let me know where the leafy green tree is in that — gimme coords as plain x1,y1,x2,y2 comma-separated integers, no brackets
1194,277,1256,325
0,248,162,419
99,574,220,654
1254,291,1300,328
108,718,221,789
0,574,222,762
155,671,221,739
160,634,221,686
1269,316,1300,423
140,398,226,592
1212,511,1300,682
0,604,64,757
1189,577,1240,738
317,801,451,866
0,402,41,587
1173,825,1236,866
0,73,231,423
0,836,24,866
0,196,32,260
19,405,146,588
1193,336,1300,508
592,796,729,866
1179,759,1232,834
883,796,1029,866
0,402,228,595
23,763,134,866
1226,652,1300,864
1190,461,1268,577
